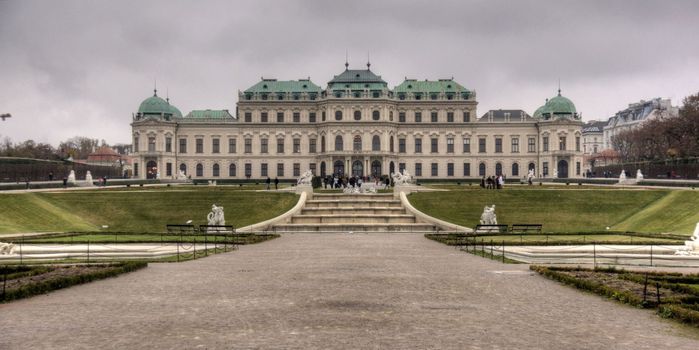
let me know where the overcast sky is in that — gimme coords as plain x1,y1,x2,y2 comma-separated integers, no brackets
1,0,698,146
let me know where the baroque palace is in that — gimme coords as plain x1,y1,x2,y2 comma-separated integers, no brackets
131,63,584,181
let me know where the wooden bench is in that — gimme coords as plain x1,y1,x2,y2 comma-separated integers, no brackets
510,224,543,234
474,224,509,234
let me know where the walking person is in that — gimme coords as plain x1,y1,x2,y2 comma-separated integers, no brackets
266,177,271,190
274,177,279,190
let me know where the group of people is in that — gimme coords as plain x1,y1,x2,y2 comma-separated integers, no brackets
264,177,280,190
322,174,388,189
480,175,505,189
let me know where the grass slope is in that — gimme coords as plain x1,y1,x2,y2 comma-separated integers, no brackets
613,191,699,234
0,187,297,233
409,188,679,233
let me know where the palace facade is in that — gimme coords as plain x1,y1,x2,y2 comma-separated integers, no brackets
131,64,585,181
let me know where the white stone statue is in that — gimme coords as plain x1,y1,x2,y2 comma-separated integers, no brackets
619,170,627,183
297,170,313,186
0,242,16,255
527,169,535,182
479,205,497,225
85,171,94,186
156,171,161,180
553,170,558,178
177,170,187,180
391,169,413,186
206,204,225,232
67,170,76,184
343,185,360,194
636,169,643,181
675,222,699,255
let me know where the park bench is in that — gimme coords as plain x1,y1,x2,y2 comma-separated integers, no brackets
474,224,509,234
197,225,235,235
510,224,543,235
166,224,197,235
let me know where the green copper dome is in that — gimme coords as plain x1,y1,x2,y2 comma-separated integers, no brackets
535,90,579,120
137,90,181,119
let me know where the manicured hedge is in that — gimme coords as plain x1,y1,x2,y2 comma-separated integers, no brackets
1,262,147,303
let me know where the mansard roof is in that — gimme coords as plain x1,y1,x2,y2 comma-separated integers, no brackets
328,68,387,85
244,78,322,94
477,109,532,122
394,78,469,94
582,120,607,133
184,109,234,119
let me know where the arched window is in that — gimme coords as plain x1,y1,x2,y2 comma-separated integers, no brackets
229,163,236,177
335,110,342,121
179,163,187,175
495,162,503,176
354,110,361,121
372,135,381,151
196,163,203,177
320,161,326,177
512,163,519,177
479,163,486,176
528,162,535,171
335,135,343,151
372,110,380,120
212,163,220,177
321,136,326,152
353,135,362,151
390,136,394,152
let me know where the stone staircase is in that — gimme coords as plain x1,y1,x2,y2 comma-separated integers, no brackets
270,193,439,233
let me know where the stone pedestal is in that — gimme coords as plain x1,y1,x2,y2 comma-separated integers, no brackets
295,184,313,199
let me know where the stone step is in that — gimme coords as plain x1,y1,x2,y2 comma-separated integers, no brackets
270,223,439,233
300,207,406,215
290,214,417,224
312,193,393,201
305,199,402,209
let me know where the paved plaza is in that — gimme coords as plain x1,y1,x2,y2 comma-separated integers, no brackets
1,233,697,349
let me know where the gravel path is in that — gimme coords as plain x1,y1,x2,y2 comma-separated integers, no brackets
1,233,697,349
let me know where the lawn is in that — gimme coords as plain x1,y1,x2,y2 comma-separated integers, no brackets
410,187,697,234
0,187,297,233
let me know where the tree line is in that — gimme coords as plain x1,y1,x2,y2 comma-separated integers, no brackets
612,92,699,162
0,136,130,160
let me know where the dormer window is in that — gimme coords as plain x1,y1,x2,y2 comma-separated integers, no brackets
430,94,437,100
398,93,406,100
302,84,307,88
262,84,268,89
447,84,452,88
355,74,360,78
415,93,422,100
407,85,412,89
277,94,284,100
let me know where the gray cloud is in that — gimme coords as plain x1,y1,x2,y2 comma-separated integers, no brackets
1,0,698,145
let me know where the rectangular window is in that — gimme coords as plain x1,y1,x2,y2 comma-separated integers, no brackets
309,138,317,153
431,138,438,153
415,163,422,176
244,138,252,154
463,163,471,176
277,139,284,154
543,162,549,176
277,112,284,123
431,163,438,177
261,163,268,177
166,162,172,176
293,112,300,123
543,136,549,152
228,138,236,153
261,112,268,123
495,137,502,153
528,137,535,153
293,138,300,153
447,112,454,123
309,163,316,175
277,163,284,177
399,138,406,153
463,138,470,153
195,138,203,153
415,112,422,123
244,112,252,122
431,111,438,122
575,136,581,152
399,112,406,123
134,163,138,177
415,138,422,153
576,161,581,175
260,139,268,154
148,137,156,152
165,137,172,152
179,138,187,154
399,163,406,173
511,138,519,153
479,138,486,153
463,111,470,122
212,138,220,153
245,164,252,178
447,138,454,153
309,112,316,123
559,136,567,151
293,163,300,177
447,163,454,176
